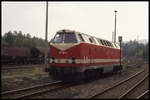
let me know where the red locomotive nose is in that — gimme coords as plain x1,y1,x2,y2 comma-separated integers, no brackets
49,43,80,67
49,30,80,67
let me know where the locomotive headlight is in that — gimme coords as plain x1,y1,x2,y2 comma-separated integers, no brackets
52,57,55,64
72,56,76,64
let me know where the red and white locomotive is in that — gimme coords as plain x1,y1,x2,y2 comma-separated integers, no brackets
46,29,122,80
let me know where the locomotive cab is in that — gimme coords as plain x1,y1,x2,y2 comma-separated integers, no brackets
48,30,83,80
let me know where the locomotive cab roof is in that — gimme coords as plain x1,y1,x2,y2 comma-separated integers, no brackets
51,29,120,49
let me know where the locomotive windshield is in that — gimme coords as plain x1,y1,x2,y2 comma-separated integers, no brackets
52,32,77,43
53,33,64,43
64,32,77,43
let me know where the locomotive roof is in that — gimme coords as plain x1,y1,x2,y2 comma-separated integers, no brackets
57,29,75,33
56,29,120,49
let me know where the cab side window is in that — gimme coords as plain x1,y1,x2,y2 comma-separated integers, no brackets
78,34,84,42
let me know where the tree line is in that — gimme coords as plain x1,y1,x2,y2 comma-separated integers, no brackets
2,31,46,49
122,40,148,61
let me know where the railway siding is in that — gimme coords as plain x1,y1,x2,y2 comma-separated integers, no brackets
119,76,148,98
2,81,62,99
89,68,148,98
136,90,149,99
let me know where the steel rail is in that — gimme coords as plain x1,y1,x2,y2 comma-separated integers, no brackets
2,81,62,99
136,90,149,99
2,64,42,70
118,75,148,98
14,83,71,99
89,68,146,98
2,66,34,70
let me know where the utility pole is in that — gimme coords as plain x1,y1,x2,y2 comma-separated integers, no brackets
119,36,122,73
112,31,114,42
137,34,139,56
45,1,48,69
114,10,117,43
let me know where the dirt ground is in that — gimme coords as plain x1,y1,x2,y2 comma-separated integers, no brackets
1,65,54,92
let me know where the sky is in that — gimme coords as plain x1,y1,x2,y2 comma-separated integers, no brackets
2,1,149,42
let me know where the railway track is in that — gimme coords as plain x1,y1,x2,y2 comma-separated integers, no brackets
1,81,64,99
136,90,149,99
89,68,148,99
2,64,42,70
119,75,148,98
2,66,35,70
2,61,43,66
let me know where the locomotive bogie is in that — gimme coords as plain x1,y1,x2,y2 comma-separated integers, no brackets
49,64,122,80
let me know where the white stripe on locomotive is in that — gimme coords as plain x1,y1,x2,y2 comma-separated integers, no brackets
49,58,120,64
